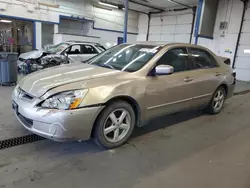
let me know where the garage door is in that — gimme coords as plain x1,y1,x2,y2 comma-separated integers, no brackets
148,9,193,43
234,2,250,81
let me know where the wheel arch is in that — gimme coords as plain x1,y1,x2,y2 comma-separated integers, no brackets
219,83,228,97
91,95,141,137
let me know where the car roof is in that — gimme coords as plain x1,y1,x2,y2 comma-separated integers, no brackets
135,41,210,50
66,41,101,45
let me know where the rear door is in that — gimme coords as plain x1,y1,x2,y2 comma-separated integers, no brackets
78,44,99,61
186,47,223,106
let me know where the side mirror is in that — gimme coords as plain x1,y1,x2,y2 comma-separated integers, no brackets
154,65,174,76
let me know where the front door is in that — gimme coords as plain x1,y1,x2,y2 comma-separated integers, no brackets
67,44,82,62
145,48,206,120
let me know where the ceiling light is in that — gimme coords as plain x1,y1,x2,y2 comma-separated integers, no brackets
99,2,118,8
0,19,12,23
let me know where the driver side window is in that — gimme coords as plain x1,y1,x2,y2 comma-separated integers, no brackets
157,48,188,73
67,45,81,55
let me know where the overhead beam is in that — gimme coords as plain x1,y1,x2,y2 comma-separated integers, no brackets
168,0,193,8
129,0,164,12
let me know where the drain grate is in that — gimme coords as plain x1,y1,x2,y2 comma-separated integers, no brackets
0,134,46,150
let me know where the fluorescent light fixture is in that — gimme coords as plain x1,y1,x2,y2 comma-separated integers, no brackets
99,2,117,8
0,19,12,23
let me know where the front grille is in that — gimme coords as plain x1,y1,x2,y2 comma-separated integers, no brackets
18,114,33,128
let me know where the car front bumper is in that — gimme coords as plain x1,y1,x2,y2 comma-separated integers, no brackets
12,92,104,142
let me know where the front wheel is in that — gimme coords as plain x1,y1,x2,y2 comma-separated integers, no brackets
93,101,135,149
206,87,226,114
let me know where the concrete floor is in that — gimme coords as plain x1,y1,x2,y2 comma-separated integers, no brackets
1,84,250,187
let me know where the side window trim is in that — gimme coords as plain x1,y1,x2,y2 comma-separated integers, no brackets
187,47,219,70
150,47,189,75
61,45,72,55
82,44,98,54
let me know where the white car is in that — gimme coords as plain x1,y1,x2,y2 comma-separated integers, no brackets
17,41,106,74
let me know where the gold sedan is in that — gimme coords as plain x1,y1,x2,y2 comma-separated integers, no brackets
12,43,235,149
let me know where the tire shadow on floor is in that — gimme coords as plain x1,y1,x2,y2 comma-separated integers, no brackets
131,110,204,138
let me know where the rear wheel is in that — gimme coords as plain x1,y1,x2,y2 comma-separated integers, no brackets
206,86,226,114
93,101,135,149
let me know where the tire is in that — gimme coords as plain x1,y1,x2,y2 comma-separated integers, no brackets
206,86,226,114
93,101,135,149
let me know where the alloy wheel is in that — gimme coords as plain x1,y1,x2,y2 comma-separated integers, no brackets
103,109,131,143
213,90,225,111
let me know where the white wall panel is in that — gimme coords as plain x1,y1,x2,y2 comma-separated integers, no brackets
150,17,162,26
234,0,250,81
175,24,192,34
137,13,148,42
242,21,250,33
240,34,250,45
161,25,175,34
176,14,192,24
174,34,190,43
234,57,250,69
237,45,250,57
148,34,161,41
161,34,174,42
149,26,162,34
139,25,148,33
162,16,177,25
234,69,250,81
145,11,193,43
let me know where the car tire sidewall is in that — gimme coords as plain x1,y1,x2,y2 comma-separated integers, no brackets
94,101,136,149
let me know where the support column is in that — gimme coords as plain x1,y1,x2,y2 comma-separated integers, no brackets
194,0,204,45
53,24,59,44
123,0,129,43
33,21,42,50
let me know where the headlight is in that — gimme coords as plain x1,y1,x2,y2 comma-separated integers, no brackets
41,89,88,110
13,85,20,97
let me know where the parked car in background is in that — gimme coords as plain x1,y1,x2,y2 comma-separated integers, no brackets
12,43,235,149
17,41,106,74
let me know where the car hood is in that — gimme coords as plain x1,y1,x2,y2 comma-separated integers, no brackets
18,63,122,97
19,50,46,60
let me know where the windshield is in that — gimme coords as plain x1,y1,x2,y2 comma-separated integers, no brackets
87,44,162,72
95,45,106,52
46,43,70,53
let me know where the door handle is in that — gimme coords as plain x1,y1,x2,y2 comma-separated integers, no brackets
215,72,221,76
184,77,193,82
